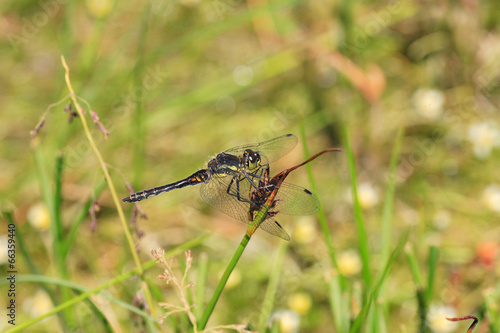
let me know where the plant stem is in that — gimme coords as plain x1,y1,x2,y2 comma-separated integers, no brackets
344,127,371,287
60,55,143,275
197,232,252,330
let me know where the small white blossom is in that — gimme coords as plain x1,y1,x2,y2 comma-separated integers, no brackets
427,304,458,333
27,203,50,230
269,310,300,333
345,182,379,209
433,210,451,230
358,182,379,209
23,290,53,318
0,235,8,265
468,121,500,159
483,184,500,213
412,88,445,120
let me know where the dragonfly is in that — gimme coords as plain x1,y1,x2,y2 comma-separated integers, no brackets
123,134,337,240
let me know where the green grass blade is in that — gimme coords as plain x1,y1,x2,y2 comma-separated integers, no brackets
328,273,350,332
198,233,252,330
485,287,500,333
4,212,41,275
380,128,404,264
425,246,439,302
132,4,151,187
32,143,58,256
1,235,208,333
343,127,371,287
54,153,64,243
3,261,156,333
349,228,410,333
62,179,107,258
12,274,156,321
195,253,209,320
258,239,289,332
298,123,344,282
406,244,423,287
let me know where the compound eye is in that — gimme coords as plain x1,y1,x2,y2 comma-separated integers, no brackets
248,152,260,164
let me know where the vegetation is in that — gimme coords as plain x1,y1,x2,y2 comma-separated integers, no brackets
1,0,499,332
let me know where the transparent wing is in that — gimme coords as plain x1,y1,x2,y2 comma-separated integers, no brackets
224,134,298,165
199,173,290,240
258,218,290,241
271,183,320,216
200,173,253,224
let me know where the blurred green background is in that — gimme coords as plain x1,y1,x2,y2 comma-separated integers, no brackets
1,0,500,332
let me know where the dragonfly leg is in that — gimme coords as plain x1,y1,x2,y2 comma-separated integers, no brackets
224,175,252,203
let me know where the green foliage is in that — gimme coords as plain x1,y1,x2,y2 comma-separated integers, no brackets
1,0,500,332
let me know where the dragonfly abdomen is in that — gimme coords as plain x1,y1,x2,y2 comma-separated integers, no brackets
122,169,210,203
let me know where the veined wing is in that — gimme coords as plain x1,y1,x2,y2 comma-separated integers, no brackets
223,134,298,165
268,183,320,216
199,173,290,240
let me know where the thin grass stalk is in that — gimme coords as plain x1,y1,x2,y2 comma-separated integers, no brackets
406,244,423,287
11,275,154,319
425,246,439,303
60,55,143,274
195,253,209,320
4,260,157,333
198,201,273,330
328,273,350,332
141,280,158,319
62,179,107,258
32,142,73,327
377,128,404,332
380,128,404,264
349,229,410,333
2,235,208,333
54,154,64,242
4,212,61,321
257,240,289,332
197,232,252,330
299,124,344,281
32,143,59,262
485,292,500,332
132,4,150,187
343,127,371,287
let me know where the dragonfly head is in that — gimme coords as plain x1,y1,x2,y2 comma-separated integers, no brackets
244,149,261,169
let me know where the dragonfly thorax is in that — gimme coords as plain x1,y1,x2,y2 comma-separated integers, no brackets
208,152,241,173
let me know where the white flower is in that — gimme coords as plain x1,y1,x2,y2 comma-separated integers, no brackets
412,88,445,120
269,310,300,333
0,235,8,265
433,210,451,230
337,249,362,276
468,121,500,159
358,182,379,209
427,304,458,333
345,182,379,209
23,290,53,318
27,203,50,230
483,184,500,213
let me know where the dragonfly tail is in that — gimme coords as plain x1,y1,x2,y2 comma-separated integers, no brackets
122,169,209,202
